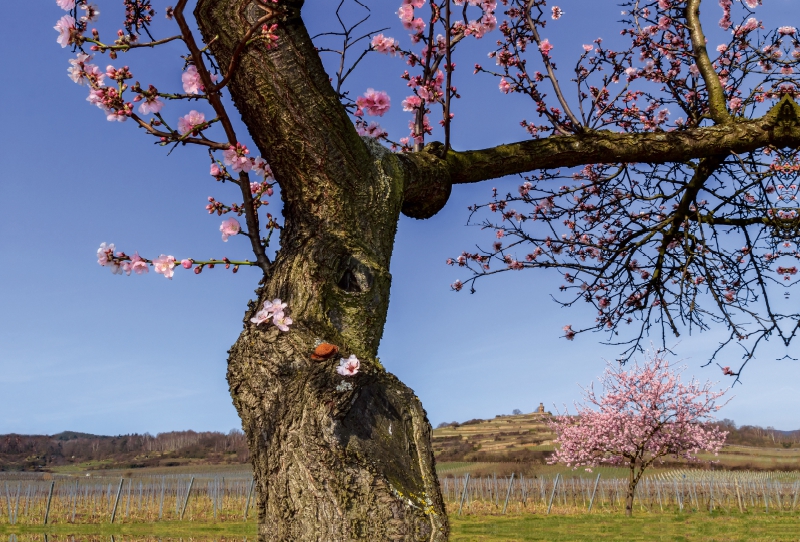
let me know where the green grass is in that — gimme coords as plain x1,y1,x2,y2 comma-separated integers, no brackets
0,520,256,538
450,513,800,541
3,514,800,541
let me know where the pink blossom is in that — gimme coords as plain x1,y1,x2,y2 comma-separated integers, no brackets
252,157,273,179
371,34,399,55
181,259,193,269
127,252,149,276
499,78,511,94
404,0,425,7
223,144,253,173
57,0,76,10
177,110,206,135
778,26,797,36
356,121,387,138
220,217,241,241
398,4,414,27
250,298,289,327
272,311,293,332
153,254,176,279
721,366,734,376
138,95,164,115
54,15,76,48
337,355,360,376
181,65,203,94
402,95,422,111
250,309,271,325
538,39,553,57
264,298,288,314
97,242,115,266
551,6,564,20
582,44,593,52
210,163,223,179
744,0,758,8
67,54,97,85
356,89,391,117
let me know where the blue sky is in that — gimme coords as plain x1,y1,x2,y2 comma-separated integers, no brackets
2,0,799,436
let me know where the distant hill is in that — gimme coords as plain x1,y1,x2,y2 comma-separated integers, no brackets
3,415,798,473
51,431,109,441
431,413,800,473
0,430,249,472
432,412,556,465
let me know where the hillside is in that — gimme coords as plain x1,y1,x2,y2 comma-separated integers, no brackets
431,412,800,474
0,430,249,472
432,412,556,464
2,415,798,473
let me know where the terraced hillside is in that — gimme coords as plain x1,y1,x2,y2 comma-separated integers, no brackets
432,412,556,465
432,412,800,477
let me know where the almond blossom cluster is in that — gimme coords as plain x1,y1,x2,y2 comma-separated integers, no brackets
96,243,177,279
56,0,281,303
362,0,497,150
548,352,727,514
250,298,293,332
97,242,251,277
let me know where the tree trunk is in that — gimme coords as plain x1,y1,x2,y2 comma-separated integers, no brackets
625,466,636,517
195,1,448,539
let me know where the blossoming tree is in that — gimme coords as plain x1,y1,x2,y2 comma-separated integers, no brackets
52,0,800,539
548,353,728,516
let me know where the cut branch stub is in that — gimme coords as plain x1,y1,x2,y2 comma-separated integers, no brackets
399,144,453,219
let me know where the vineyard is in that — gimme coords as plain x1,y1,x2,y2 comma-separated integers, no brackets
2,469,800,526
0,472,253,525
440,470,800,515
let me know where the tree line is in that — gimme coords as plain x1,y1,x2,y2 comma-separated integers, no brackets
0,429,249,471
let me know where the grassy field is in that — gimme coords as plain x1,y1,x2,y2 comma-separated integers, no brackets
2,514,800,541
450,513,800,541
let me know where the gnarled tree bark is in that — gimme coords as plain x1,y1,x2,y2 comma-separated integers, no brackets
196,1,447,539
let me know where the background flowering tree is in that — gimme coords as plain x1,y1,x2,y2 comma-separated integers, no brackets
52,0,800,539
548,353,728,516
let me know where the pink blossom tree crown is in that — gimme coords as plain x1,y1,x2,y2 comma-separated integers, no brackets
548,352,729,469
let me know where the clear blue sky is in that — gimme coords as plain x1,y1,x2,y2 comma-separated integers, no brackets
2,0,799,436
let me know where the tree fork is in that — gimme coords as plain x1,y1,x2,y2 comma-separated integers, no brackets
195,1,447,539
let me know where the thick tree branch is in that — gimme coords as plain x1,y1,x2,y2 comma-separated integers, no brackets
444,97,800,185
686,0,730,124
398,97,800,219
